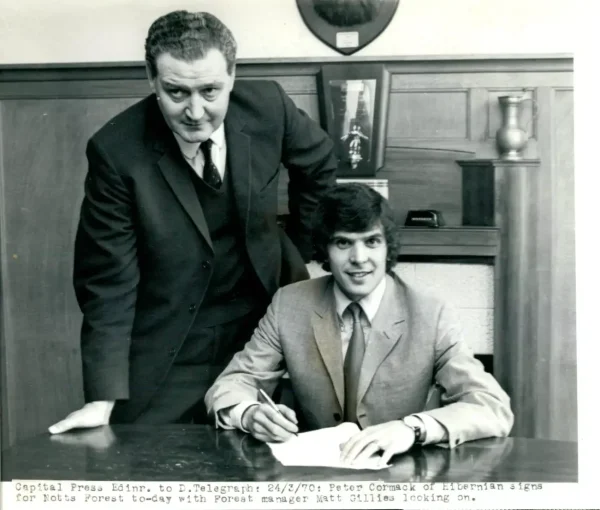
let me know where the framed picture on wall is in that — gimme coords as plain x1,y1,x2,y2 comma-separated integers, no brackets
318,63,390,177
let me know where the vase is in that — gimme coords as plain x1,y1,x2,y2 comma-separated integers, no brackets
496,95,529,161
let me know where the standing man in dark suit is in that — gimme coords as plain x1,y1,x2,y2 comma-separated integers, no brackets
49,10,336,433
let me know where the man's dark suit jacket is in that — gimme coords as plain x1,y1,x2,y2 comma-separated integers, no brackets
73,80,337,423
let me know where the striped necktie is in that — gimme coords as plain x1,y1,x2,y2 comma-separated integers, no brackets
344,302,365,423
199,139,222,189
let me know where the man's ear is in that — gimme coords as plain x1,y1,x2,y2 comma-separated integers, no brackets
228,65,236,90
145,63,156,93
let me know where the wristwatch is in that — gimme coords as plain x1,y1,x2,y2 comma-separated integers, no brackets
403,415,427,446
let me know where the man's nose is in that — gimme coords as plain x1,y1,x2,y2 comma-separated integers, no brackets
185,94,205,121
349,243,368,263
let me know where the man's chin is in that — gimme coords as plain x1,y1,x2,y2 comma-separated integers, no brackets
339,282,370,301
182,134,208,144
177,127,211,143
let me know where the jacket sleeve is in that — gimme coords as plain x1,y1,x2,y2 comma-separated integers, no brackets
205,289,287,418
73,138,139,402
274,81,337,261
422,304,514,447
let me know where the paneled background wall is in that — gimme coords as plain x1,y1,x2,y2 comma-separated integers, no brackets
0,56,574,446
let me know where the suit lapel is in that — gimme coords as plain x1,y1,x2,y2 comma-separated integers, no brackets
156,151,213,250
311,279,345,410
224,102,251,236
356,274,407,405
147,98,213,250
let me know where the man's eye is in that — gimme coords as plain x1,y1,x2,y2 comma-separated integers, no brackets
335,239,351,249
203,87,219,100
167,89,185,99
366,237,382,247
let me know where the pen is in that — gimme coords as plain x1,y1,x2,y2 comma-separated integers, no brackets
258,388,298,436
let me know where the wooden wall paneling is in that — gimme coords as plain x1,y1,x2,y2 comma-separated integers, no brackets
385,83,541,160
387,89,469,139
378,151,463,226
389,72,573,90
469,88,490,141
276,82,320,216
549,88,576,441
0,97,141,445
532,89,556,440
535,86,576,441
255,75,317,95
397,227,498,257
0,80,150,100
382,57,572,75
0,55,572,84
0,101,9,450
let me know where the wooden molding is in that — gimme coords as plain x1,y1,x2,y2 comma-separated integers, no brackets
398,227,499,257
0,54,573,84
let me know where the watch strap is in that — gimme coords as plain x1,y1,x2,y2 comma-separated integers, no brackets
403,415,426,445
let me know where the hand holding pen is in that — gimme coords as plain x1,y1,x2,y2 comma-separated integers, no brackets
240,388,299,443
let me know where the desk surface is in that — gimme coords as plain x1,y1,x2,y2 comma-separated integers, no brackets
1,425,576,482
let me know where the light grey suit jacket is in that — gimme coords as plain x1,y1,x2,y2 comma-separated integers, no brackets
205,273,514,447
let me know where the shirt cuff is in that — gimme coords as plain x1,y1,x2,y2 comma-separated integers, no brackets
218,401,259,432
410,413,449,445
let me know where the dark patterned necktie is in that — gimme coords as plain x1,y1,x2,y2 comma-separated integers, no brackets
200,139,222,189
344,302,365,423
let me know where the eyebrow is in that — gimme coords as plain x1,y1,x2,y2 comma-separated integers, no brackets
161,80,223,89
331,232,384,241
364,233,384,241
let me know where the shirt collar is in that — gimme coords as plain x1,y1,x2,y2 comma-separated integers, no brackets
333,275,387,324
210,122,226,149
173,122,225,160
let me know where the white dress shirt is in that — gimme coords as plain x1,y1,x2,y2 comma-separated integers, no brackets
174,123,227,181
333,275,387,357
220,276,448,445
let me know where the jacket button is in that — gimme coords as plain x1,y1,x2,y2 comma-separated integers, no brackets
168,348,176,356
188,304,196,313
333,412,341,421
201,261,211,269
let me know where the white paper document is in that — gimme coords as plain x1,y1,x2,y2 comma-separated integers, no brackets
268,423,389,470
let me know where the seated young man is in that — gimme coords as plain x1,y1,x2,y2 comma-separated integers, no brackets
205,183,513,465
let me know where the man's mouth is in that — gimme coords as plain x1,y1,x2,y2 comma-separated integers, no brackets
346,271,371,280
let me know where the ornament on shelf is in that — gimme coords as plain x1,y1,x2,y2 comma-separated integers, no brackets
496,95,533,161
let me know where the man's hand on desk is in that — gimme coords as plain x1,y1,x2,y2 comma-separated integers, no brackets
339,420,416,466
48,401,115,434
241,403,298,443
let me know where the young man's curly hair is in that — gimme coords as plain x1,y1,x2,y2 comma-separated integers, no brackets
311,183,401,273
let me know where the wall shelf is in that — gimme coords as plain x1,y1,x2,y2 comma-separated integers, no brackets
398,227,499,257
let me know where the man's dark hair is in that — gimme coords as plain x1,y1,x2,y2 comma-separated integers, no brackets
311,183,400,272
145,11,237,77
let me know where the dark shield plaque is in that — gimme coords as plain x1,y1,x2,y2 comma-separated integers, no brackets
296,0,400,55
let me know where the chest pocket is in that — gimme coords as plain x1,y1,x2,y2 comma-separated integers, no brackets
257,165,282,194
